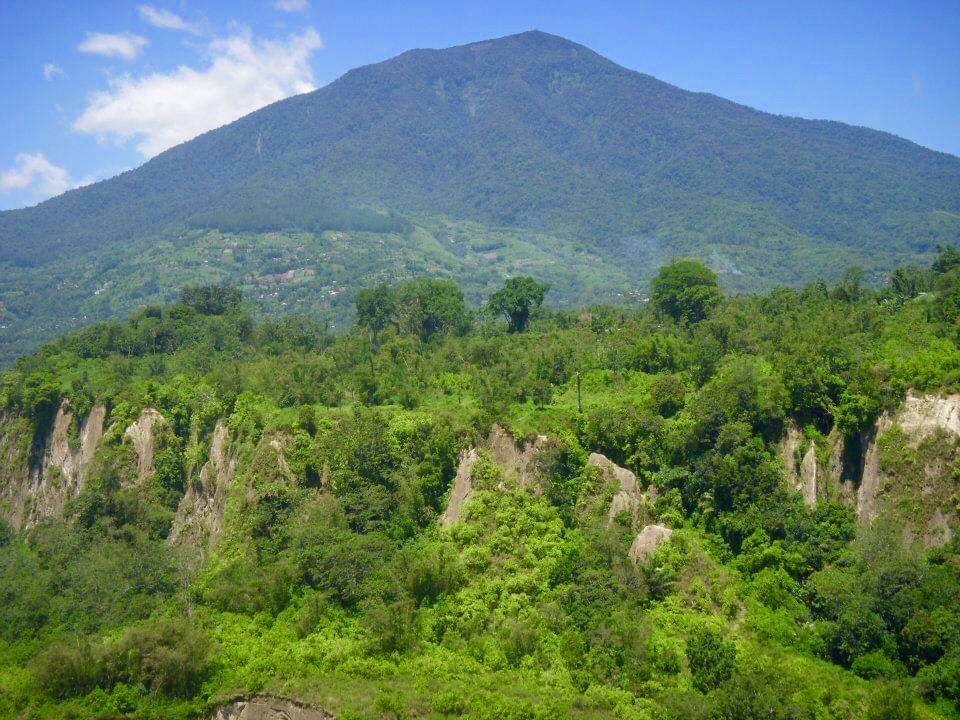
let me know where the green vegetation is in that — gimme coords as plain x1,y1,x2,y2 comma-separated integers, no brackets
485,276,549,332
1,256,960,718
2,30,958,363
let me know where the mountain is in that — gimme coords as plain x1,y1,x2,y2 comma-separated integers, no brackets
1,30,959,363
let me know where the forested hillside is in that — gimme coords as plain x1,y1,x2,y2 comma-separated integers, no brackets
2,253,960,719
1,30,958,363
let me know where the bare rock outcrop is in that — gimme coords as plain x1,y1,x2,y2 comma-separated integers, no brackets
484,424,549,487
857,392,960,545
586,452,655,524
123,408,166,485
2,400,106,530
210,696,331,720
439,426,550,528
170,422,237,552
439,448,479,528
778,423,817,508
629,524,673,565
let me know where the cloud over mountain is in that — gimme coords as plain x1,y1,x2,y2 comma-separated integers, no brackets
73,28,323,157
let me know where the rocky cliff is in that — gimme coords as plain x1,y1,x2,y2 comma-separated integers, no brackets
170,421,238,557
0,400,105,530
0,401,179,531
780,391,960,546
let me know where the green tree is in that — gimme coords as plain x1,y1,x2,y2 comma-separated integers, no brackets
931,245,960,275
355,283,396,341
651,259,721,323
392,278,468,341
889,265,929,299
686,626,736,692
179,285,242,315
486,277,549,332
831,266,865,302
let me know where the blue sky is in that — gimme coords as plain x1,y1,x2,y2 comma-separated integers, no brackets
1,0,958,210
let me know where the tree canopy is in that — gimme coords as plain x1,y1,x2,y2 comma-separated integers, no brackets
651,259,722,323
486,276,550,332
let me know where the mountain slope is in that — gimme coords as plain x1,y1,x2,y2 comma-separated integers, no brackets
1,30,959,362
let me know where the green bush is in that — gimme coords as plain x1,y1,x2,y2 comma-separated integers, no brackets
686,627,736,693
851,651,901,680
866,684,916,720
31,639,97,699
99,617,211,697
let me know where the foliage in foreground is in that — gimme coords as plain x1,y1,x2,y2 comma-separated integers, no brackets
1,258,960,718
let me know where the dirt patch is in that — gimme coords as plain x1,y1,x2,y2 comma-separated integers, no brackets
209,696,331,720
924,509,954,548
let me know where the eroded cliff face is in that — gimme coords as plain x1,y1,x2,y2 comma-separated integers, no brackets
781,393,959,547
438,425,550,527
169,422,237,555
0,400,106,530
778,424,818,508
585,452,658,528
123,408,166,486
438,447,479,528
778,422,853,510
856,392,959,546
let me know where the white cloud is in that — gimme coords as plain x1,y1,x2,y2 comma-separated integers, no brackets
275,0,309,11
77,32,149,60
138,5,200,34
73,28,323,158
43,63,65,80
0,153,92,204
912,72,923,97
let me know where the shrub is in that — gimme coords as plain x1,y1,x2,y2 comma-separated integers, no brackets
362,596,418,653
99,617,211,697
685,627,736,692
31,639,97,699
432,689,468,716
866,683,915,720
851,651,901,680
